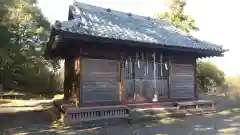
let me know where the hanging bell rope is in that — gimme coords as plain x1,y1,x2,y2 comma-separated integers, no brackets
129,57,132,74
142,52,147,75
160,53,163,77
152,52,156,88
152,52,157,102
152,52,156,73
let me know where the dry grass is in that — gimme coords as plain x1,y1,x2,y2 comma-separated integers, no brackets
53,94,64,100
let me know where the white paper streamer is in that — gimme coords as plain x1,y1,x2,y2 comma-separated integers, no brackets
125,58,128,69
165,63,168,70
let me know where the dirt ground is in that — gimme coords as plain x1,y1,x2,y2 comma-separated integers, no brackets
0,94,240,135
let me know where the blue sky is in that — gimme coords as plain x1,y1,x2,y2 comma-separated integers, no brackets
38,0,240,76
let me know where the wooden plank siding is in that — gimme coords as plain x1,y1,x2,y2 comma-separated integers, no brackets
170,64,194,98
82,58,120,103
169,55,196,99
74,51,197,104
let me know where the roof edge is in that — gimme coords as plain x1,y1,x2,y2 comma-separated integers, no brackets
47,29,224,57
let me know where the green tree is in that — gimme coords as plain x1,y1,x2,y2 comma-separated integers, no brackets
157,0,199,34
197,61,225,92
0,0,60,92
157,0,225,92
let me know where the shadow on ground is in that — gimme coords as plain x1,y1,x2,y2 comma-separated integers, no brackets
0,109,51,134
65,94,240,135
0,99,71,135
0,108,76,135
0,94,240,135
0,100,11,105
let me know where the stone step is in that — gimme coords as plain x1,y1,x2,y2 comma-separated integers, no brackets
129,107,186,123
183,108,216,116
52,99,216,128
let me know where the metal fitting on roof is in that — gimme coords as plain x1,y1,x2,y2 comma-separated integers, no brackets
54,20,62,30
106,8,111,12
127,13,132,17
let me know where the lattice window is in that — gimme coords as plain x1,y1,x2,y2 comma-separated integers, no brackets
124,60,170,80
124,61,133,80
134,61,146,79
156,62,169,80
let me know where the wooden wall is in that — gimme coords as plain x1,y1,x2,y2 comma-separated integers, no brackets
76,51,196,104
169,55,196,99
81,58,120,103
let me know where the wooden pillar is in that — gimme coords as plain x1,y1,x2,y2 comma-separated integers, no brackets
132,60,136,99
119,59,124,101
63,57,75,101
167,62,171,98
167,56,171,99
193,58,198,100
75,57,82,107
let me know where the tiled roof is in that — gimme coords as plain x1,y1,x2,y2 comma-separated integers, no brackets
53,2,224,52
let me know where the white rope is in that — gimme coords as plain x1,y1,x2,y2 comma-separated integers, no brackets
160,53,163,77
153,52,156,88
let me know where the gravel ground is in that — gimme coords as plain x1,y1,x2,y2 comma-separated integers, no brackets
0,95,240,135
